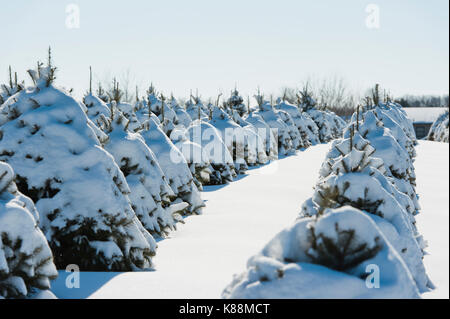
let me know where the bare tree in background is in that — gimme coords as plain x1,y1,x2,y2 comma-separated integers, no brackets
317,76,348,109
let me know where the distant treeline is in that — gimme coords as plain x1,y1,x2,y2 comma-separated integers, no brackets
395,95,449,108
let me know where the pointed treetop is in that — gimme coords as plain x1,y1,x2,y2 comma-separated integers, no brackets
89,66,92,95
48,46,52,68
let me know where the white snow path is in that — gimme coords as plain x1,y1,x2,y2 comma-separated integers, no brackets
415,141,449,299
51,144,330,298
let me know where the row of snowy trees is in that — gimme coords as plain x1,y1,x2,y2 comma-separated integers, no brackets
427,110,449,143
0,56,345,298
0,61,204,298
223,102,433,298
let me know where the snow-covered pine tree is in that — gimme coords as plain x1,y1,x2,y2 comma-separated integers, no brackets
230,110,269,165
105,78,141,131
114,101,141,132
379,102,417,145
0,60,155,270
96,106,180,237
185,94,209,122
223,207,420,298
0,161,58,298
348,110,419,212
274,98,320,146
140,116,204,215
0,66,24,107
428,110,449,143
301,127,430,292
298,84,317,112
227,88,247,117
96,82,110,103
83,93,111,124
372,106,417,159
145,84,161,116
243,112,278,160
186,120,237,185
170,96,193,128
170,127,212,188
253,93,296,155
209,106,249,173
306,108,345,142
276,106,307,149
144,87,180,135
298,86,345,142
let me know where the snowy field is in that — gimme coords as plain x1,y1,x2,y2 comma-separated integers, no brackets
51,141,449,299
415,141,449,299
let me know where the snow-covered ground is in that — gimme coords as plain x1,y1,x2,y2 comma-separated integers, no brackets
50,141,449,299
415,141,449,299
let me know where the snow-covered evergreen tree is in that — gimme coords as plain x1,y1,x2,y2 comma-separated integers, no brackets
0,161,58,298
96,107,180,237
186,120,237,185
170,127,212,188
230,110,269,164
83,93,111,124
185,95,209,122
371,106,417,159
114,102,141,132
244,112,278,160
253,94,296,155
0,66,24,107
274,98,320,146
144,88,180,135
140,116,204,215
170,96,193,128
223,207,420,298
227,89,247,116
209,106,248,173
297,86,346,142
0,61,155,270
276,107,307,149
301,124,430,291
428,110,449,143
348,110,419,210
306,108,346,142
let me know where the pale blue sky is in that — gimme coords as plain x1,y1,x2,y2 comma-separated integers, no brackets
0,0,448,100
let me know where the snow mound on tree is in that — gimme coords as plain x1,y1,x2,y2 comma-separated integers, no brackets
302,114,430,291
230,110,269,165
140,116,204,215
170,127,212,188
227,89,247,116
83,94,111,124
428,110,449,143
115,102,141,132
243,112,278,160
97,107,180,237
185,98,209,122
209,106,255,173
275,100,320,146
171,98,193,128
306,108,346,143
253,99,298,155
223,207,420,299
186,120,236,185
0,161,58,298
